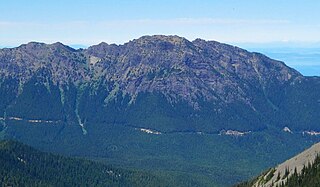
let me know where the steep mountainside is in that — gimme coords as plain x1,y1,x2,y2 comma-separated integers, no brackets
0,35,319,186
1,35,317,132
237,142,320,187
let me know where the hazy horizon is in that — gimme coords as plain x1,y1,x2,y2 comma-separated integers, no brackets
1,0,320,45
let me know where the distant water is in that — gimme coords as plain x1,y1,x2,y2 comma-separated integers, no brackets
69,44,88,49
248,48,320,76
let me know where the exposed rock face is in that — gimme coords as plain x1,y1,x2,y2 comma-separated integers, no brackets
0,42,89,84
1,35,319,134
85,35,301,107
0,35,301,108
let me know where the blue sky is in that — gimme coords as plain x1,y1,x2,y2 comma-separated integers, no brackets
0,0,319,75
1,0,319,46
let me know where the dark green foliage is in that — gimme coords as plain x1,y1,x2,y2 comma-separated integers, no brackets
1,75,320,186
0,78,19,115
276,77,320,131
0,140,211,187
282,167,289,179
235,168,276,187
266,168,275,181
77,88,268,132
277,172,281,181
279,155,320,187
6,70,64,120
234,180,256,187
4,120,318,186
238,155,320,187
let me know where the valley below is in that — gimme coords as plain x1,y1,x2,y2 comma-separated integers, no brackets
2,119,320,186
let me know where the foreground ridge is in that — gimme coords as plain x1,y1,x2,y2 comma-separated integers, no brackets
237,142,320,187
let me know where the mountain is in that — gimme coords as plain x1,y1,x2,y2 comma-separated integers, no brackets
1,35,318,132
0,140,211,186
0,35,320,186
237,142,320,187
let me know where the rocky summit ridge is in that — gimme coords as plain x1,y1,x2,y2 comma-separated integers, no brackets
0,35,301,108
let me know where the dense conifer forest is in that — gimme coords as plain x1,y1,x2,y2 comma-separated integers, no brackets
0,140,213,186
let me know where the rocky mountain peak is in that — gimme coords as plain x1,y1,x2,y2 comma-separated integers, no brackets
123,35,196,54
133,35,191,45
86,42,120,59
0,36,303,108
19,42,47,49
49,42,76,52
16,41,76,56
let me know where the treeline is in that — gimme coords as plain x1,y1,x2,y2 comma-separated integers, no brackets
278,155,320,187
235,154,320,187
